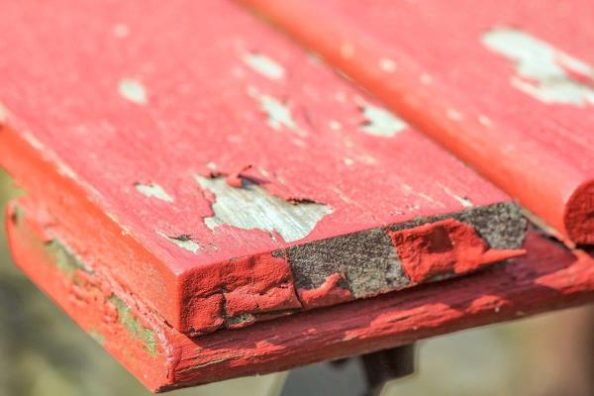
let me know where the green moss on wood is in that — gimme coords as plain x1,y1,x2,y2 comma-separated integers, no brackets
44,240,92,277
109,295,157,357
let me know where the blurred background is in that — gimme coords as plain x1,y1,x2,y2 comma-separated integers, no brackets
0,170,592,396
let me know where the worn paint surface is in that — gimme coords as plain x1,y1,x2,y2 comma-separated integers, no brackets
388,218,523,283
45,239,93,276
243,52,286,80
7,200,594,392
118,78,148,105
109,295,158,356
360,104,408,137
482,28,594,106
196,176,333,243
0,0,525,336
238,0,594,244
158,232,201,254
248,89,301,133
7,202,164,367
135,182,174,203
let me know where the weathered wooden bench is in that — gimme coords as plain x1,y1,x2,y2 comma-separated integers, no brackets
1,0,593,393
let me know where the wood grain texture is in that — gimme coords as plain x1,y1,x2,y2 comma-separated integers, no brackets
238,0,594,244
6,197,594,392
0,0,525,335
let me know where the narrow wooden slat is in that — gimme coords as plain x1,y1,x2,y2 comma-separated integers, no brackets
6,197,594,391
0,0,525,337
238,0,594,244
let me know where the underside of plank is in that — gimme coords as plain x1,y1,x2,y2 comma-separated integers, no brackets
238,0,594,244
6,196,594,392
0,0,525,337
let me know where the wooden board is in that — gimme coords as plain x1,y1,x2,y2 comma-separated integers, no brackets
0,0,525,336
239,0,594,245
6,196,594,392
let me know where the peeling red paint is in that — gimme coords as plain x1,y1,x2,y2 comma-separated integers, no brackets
297,273,353,309
224,165,263,188
389,219,525,284
181,252,302,334
224,174,244,188
238,0,594,244
5,202,168,390
224,282,301,317
7,204,594,392
182,294,226,335
0,0,524,340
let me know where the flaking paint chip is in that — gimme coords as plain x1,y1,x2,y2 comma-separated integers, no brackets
482,27,594,106
243,52,286,80
159,232,200,254
196,175,333,243
441,185,473,208
135,182,174,203
118,78,148,105
249,88,301,133
360,104,408,137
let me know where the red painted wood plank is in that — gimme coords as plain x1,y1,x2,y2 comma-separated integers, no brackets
238,0,594,245
6,197,594,392
0,0,525,336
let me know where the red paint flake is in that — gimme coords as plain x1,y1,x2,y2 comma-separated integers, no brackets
389,219,525,284
297,273,353,309
221,254,302,317
182,294,225,335
180,252,301,333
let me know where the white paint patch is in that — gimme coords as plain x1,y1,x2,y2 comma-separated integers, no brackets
379,58,397,73
118,78,147,105
441,185,473,208
418,192,446,208
158,232,200,254
360,104,408,137
243,53,285,80
196,176,332,243
249,89,300,133
135,183,174,203
482,27,594,106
